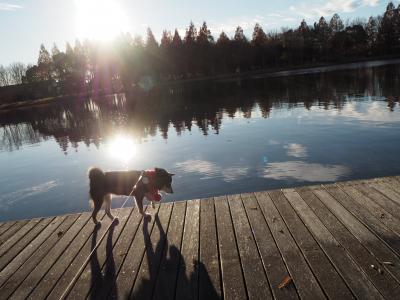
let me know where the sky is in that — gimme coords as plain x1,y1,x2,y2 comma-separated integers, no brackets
0,0,397,65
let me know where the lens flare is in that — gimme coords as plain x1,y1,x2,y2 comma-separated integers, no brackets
75,0,129,41
107,135,137,162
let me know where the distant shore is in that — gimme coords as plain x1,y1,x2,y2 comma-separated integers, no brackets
1,56,400,112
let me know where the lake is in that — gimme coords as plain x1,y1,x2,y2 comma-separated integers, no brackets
1,60,400,222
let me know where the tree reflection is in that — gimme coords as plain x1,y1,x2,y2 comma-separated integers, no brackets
0,64,399,154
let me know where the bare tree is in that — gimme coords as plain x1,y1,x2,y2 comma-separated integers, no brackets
0,65,12,86
9,62,26,84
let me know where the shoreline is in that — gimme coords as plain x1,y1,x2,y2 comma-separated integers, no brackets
1,56,400,112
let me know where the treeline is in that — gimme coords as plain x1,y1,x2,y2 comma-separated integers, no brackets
0,63,28,86
2,2,400,93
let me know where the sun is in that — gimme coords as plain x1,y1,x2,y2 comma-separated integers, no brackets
75,0,129,41
107,135,137,163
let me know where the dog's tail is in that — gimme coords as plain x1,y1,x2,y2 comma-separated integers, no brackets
88,167,105,208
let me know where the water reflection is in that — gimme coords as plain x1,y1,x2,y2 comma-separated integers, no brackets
261,161,350,182
284,143,308,158
0,62,399,154
175,160,250,182
107,135,137,163
1,62,400,221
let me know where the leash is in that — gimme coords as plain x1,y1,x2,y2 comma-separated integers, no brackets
59,171,144,300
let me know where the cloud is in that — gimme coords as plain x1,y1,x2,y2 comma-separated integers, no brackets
284,143,308,158
290,0,380,18
0,181,58,211
207,16,266,35
222,166,249,182
261,161,350,182
269,139,281,145
0,3,22,11
175,159,249,182
267,13,284,18
175,159,220,179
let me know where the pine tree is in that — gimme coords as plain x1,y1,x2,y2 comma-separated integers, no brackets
252,23,267,46
184,21,197,45
329,14,344,33
378,2,396,52
197,22,214,45
160,30,172,48
146,27,159,49
66,42,74,56
217,31,230,45
298,19,310,34
52,43,60,56
365,17,378,50
234,26,247,42
172,29,183,47
37,44,52,65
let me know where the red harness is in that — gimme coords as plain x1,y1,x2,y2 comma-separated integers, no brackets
142,170,162,202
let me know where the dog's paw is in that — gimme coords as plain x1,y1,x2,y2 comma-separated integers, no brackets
143,213,152,222
112,217,120,225
94,221,101,229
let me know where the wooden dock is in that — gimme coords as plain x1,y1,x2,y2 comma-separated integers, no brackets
1,176,400,299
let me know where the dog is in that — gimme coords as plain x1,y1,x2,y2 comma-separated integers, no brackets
88,167,174,225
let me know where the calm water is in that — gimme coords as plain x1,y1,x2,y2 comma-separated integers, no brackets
1,61,400,222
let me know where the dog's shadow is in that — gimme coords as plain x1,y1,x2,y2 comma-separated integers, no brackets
89,214,220,300
129,214,220,300
89,220,117,300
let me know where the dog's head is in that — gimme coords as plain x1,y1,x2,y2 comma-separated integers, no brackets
154,167,175,194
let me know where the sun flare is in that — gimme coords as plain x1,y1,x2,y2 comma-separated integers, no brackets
108,135,137,162
75,0,129,41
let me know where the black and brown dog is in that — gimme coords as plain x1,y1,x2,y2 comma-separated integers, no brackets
88,167,174,224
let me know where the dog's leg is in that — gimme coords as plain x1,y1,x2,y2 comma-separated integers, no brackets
134,195,151,220
104,194,115,221
151,201,155,209
91,196,102,225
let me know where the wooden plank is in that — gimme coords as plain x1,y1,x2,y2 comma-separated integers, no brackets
175,199,200,300
0,217,54,272
8,213,92,300
62,208,132,299
380,177,400,196
320,185,400,282
0,218,54,270
0,214,79,298
350,182,400,221
0,220,26,243
324,184,400,257
0,218,40,257
198,198,222,300
256,191,326,300
241,193,298,300
370,176,400,190
130,202,174,299
0,215,65,285
108,205,161,299
384,176,400,187
228,194,272,300
338,182,400,236
43,212,116,299
87,206,148,299
276,189,354,300
369,181,400,206
296,187,400,299
152,201,186,300
0,221,17,238
214,195,247,300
